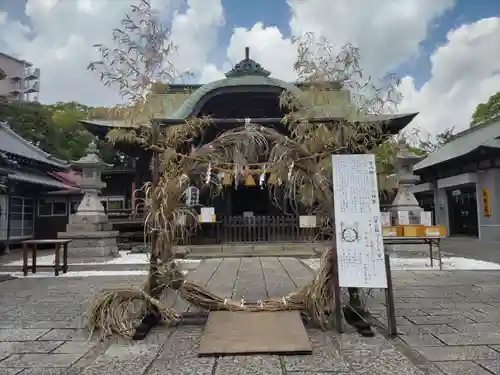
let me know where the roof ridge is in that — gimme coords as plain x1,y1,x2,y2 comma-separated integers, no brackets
0,121,69,168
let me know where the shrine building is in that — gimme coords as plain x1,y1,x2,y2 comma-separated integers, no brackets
412,115,500,241
78,49,418,245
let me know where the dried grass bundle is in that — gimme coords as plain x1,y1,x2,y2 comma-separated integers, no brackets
86,288,180,340
178,280,246,311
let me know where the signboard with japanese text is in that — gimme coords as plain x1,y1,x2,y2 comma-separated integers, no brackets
331,154,388,288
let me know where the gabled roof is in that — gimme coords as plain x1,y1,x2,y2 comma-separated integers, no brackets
0,121,69,169
415,116,500,172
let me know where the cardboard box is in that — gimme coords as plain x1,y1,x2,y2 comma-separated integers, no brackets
424,225,446,237
401,224,425,237
382,226,402,237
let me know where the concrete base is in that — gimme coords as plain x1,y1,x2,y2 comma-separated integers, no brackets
57,230,119,258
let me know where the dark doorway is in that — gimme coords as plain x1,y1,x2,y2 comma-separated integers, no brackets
446,186,479,237
231,186,270,216
415,192,436,225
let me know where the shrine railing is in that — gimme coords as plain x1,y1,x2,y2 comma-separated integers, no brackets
177,215,332,245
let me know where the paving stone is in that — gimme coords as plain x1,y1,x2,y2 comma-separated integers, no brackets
0,330,50,342
449,322,500,333
78,342,160,375
52,341,98,354
282,330,350,373
215,355,282,375
434,361,494,375
0,341,63,354
340,347,426,374
435,332,500,346
476,359,500,374
15,369,66,375
0,353,82,368
0,369,23,375
414,346,499,361
399,334,445,347
147,328,215,375
397,324,458,335
37,329,88,342
405,315,473,325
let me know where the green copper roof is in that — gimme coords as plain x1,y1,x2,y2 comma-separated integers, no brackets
170,47,302,119
171,75,302,119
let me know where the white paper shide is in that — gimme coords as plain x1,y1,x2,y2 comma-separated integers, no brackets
331,154,388,289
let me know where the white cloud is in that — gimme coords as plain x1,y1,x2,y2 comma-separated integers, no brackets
0,0,224,106
399,17,500,134
1,0,498,137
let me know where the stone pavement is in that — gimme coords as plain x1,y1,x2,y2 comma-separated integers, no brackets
0,257,437,375
369,269,500,375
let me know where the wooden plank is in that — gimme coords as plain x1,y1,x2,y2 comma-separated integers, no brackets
206,258,241,300
186,258,223,312
260,257,297,298
198,311,312,356
278,258,314,288
232,258,266,302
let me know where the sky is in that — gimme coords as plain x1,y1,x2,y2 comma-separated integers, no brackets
0,0,499,137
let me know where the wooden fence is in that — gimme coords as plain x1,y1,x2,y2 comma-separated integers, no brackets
179,215,332,245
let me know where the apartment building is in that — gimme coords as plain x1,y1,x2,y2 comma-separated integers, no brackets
0,52,40,102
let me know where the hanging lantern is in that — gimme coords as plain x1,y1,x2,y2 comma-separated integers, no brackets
185,186,199,206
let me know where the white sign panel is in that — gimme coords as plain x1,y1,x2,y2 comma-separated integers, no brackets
331,154,388,289
420,211,432,226
380,212,391,227
200,207,215,223
397,211,410,225
299,215,317,228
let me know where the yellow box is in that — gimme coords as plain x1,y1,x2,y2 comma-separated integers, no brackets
423,225,446,237
401,224,425,237
382,226,403,237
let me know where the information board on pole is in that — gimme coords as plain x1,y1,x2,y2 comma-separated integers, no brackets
331,154,388,289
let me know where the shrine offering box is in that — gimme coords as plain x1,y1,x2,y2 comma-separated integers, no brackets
382,226,402,237
401,224,425,237
424,225,446,237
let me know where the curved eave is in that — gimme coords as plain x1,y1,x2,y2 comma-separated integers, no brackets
415,139,500,175
80,119,139,140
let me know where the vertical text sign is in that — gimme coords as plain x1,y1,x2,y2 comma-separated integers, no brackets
331,154,388,288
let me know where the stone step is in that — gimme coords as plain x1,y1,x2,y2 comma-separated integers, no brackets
184,251,316,259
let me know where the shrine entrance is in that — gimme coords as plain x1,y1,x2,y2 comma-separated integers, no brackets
231,186,270,216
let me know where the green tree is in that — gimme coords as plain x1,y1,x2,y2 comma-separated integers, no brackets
471,92,500,126
0,68,5,80
0,101,94,161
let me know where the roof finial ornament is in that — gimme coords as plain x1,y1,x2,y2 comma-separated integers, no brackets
224,46,270,78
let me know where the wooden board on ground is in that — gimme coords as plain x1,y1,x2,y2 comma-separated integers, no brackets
198,310,312,356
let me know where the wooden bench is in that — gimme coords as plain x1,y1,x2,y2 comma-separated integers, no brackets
21,239,72,276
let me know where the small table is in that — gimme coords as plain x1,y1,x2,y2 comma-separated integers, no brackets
383,236,445,270
22,239,72,276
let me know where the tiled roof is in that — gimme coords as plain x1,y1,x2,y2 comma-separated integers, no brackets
0,121,69,169
415,117,500,171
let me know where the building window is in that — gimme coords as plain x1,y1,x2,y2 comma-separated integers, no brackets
10,196,34,238
38,199,68,217
70,200,80,214
100,196,125,212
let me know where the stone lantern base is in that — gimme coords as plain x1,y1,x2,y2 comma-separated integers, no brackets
58,230,119,258
57,213,119,258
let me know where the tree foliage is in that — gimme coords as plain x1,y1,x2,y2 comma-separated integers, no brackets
0,68,5,80
471,92,500,126
0,101,125,163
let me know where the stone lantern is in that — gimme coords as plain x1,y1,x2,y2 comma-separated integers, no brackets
388,139,425,224
58,141,119,258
